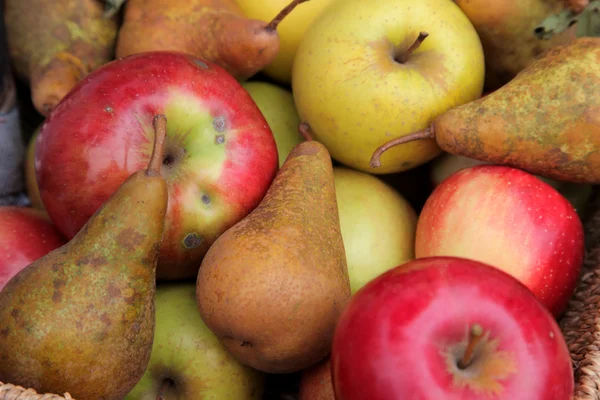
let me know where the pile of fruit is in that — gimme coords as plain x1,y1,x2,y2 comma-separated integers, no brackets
0,0,599,399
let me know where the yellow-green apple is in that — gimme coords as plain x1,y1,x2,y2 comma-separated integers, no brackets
125,283,265,399
416,165,585,317
430,154,593,216
25,126,45,213
35,52,279,281
298,357,334,400
331,256,574,400
242,81,304,166
334,167,417,293
235,0,336,84
292,0,485,174
0,206,65,290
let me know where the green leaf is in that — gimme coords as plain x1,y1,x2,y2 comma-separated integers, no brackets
104,0,127,18
534,0,600,39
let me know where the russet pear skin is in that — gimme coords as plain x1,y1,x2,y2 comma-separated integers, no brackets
196,140,351,374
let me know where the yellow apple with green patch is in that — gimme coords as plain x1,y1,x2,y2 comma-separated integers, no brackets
292,0,485,174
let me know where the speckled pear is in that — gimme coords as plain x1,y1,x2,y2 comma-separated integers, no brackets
0,115,170,400
196,139,351,374
371,37,600,184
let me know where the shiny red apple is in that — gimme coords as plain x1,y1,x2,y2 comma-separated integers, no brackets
331,256,574,400
35,51,279,280
415,165,584,317
0,206,66,290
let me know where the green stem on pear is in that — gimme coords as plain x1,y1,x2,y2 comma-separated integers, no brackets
298,122,314,141
147,114,168,176
369,126,435,168
397,32,429,63
458,324,484,369
264,0,311,32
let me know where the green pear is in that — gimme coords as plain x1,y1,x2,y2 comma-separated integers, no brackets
334,167,417,293
125,284,265,400
243,81,304,167
292,0,485,174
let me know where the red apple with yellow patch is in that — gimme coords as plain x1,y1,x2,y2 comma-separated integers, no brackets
415,165,584,317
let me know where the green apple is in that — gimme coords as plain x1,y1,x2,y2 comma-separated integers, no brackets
243,81,304,167
292,0,485,174
334,167,418,293
125,284,265,400
234,0,336,84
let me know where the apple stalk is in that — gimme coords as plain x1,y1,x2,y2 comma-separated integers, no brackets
457,324,484,369
156,378,175,400
396,31,429,63
147,114,168,177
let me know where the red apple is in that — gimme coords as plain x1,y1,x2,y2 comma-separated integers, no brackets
0,206,66,290
35,52,279,280
415,165,584,317
298,356,335,400
331,256,574,400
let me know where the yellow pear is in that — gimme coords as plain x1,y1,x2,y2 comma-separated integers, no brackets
292,0,485,174
235,0,336,84
334,167,417,293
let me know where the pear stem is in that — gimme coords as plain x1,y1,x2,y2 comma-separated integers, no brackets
156,378,174,400
458,324,484,369
264,0,310,32
298,122,313,141
397,32,429,63
369,126,435,168
147,114,168,176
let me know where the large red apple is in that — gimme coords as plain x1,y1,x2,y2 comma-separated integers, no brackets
331,256,574,400
0,206,66,290
35,52,279,280
415,165,584,317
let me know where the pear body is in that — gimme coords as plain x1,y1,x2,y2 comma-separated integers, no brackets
434,37,600,184
196,141,351,374
0,169,168,400
455,0,576,90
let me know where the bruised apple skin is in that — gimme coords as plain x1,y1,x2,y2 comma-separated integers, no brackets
35,52,279,280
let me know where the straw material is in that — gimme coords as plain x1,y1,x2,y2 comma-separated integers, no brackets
0,382,74,400
561,187,600,400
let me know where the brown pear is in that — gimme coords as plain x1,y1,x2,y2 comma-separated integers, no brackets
0,115,170,400
370,37,600,184
454,0,577,91
196,140,351,374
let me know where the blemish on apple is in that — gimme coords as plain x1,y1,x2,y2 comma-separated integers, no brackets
104,106,113,113
213,116,227,132
193,59,209,69
201,194,211,205
183,232,203,249
215,134,225,144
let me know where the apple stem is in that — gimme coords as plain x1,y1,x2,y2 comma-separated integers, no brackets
156,378,174,400
299,122,314,141
147,114,168,177
264,0,311,32
369,126,435,168
458,324,484,369
397,32,429,63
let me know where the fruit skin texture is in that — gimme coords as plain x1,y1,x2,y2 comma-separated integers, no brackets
454,0,576,91
333,167,417,293
196,140,351,374
0,148,168,400
416,165,584,317
0,206,65,291
234,0,335,84
5,0,118,116
125,284,265,400
292,0,485,174
242,81,304,167
298,357,335,400
430,37,600,184
35,51,279,281
331,256,574,400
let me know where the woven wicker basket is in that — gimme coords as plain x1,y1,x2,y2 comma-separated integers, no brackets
2,187,600,400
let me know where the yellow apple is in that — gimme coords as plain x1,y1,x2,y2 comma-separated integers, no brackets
292,0,485,174
242,81,304,167
334,166,417,293
234,0,335,84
